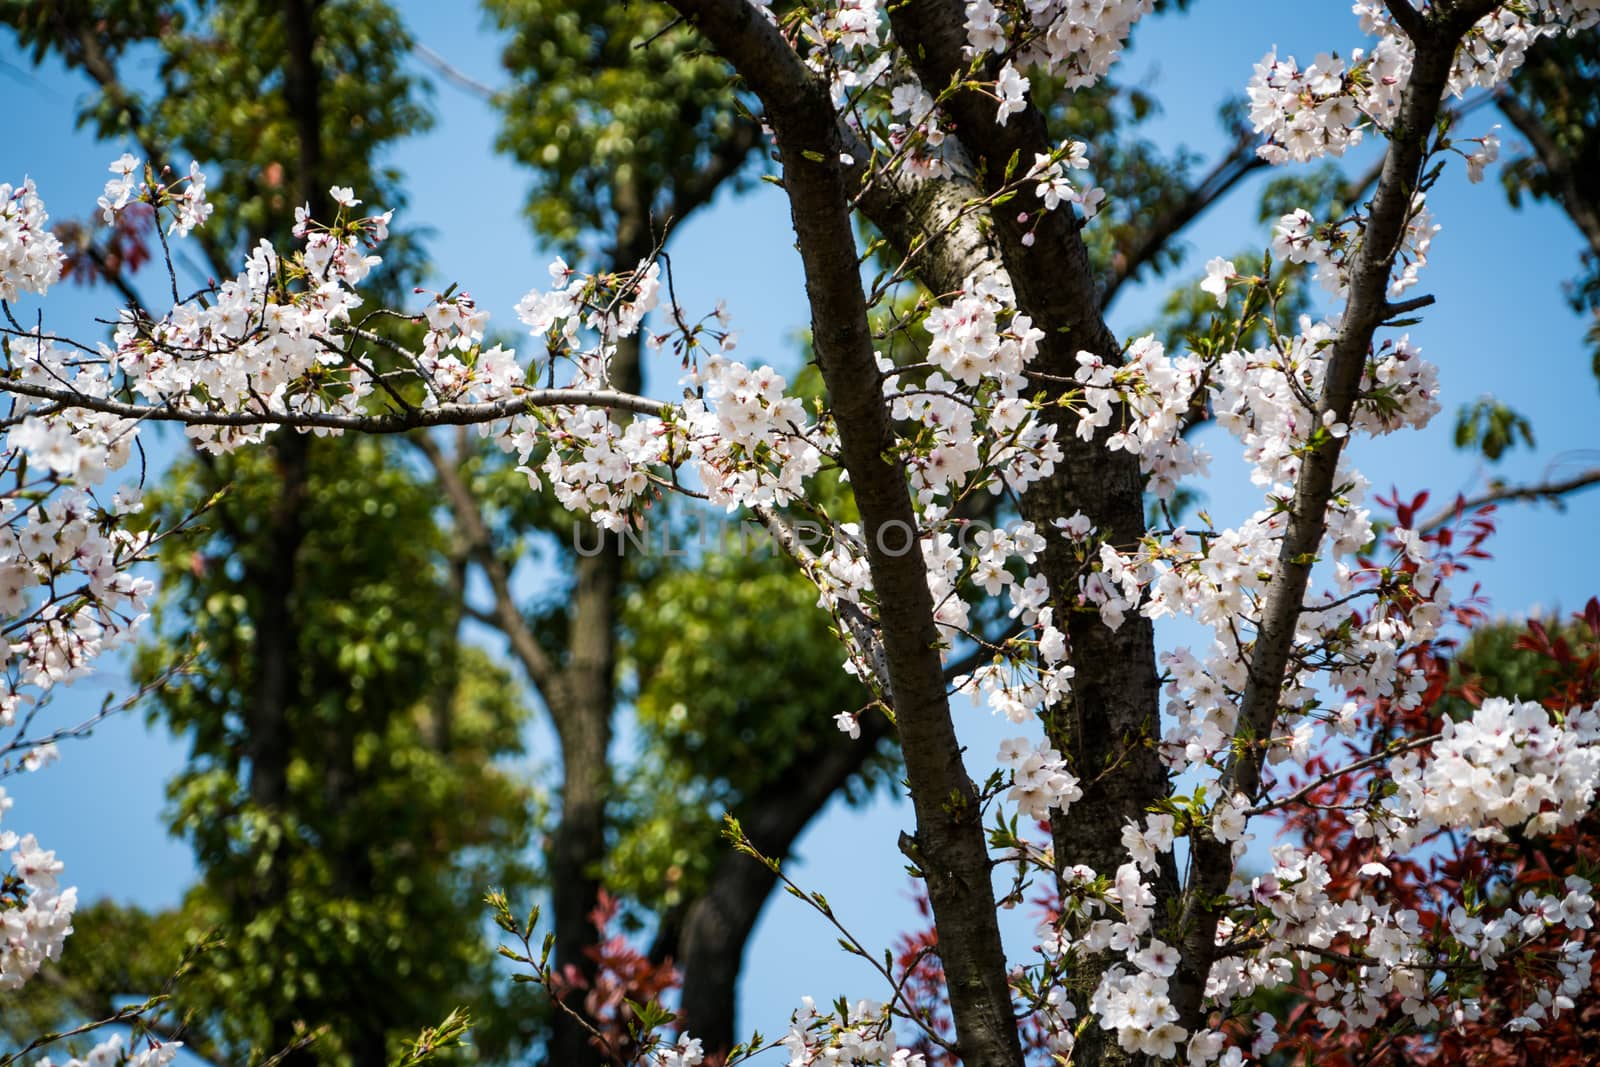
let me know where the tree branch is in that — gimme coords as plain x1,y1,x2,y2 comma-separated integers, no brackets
1495,84,1600,254
1383,0,1428,42
668,117,764,223
1246,733,1440,817
0,378,667,431
665,2,1024,1062
410,432,562,703
1230,0,1507,804
1182,0,1504,1028
1417,466,1600,533
412,42,500,100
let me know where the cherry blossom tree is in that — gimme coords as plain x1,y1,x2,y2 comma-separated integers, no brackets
5,2,1600,1067
1267,572,1600,1062
1280,590,1600,1065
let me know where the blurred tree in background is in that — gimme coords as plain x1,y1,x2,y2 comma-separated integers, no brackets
0,4,540,1065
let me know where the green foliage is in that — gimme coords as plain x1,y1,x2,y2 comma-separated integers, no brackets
1448,616,1585,711
112,437,537,1065
610,543,886,912
395,1008,475,1067
486,0,760,252
1454,396,1536,462
1498,34,1600,387
1,5,529,1061
155,0,431,255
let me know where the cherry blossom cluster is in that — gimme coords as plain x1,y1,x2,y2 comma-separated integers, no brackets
34,1032,182,1067
780,996,927,1067
1212,848,1432,1034
1354,1,1600,101
1068,318,1434,526
1046,319,1442,765
859,17,1117,192
932,524,1079,747
986,303,1494,1058
725,265,1087,738
889,273,1062,505
511,345,824,532
1026,860,1215,1060
1119,505,1451,774
1272,190,1439,300
892,374,1062,505
1201,841,1598,1041
807,0,884,56
1052,344,1424,709
884,80,955,180
818,518,1072,714
1179,625,1597,1048
1018,791,1588,1060
0,178,64,302
1450,881,1596,1033
1246,45,1392,164
495,260,684,525
100,153,213,237
0,468,156,716
1252,1,1599,166
647,1034,707,1067
85,166,400,452
996,734,1082,819
5,343,141,482
528,406,664,530
964,0,1153,89
948,615,1073,712
1026,141,1105,221
1,212,159,729
680,354,825,511
1364,697,1600,851
1042,914,1142,1057
920,272,1041,391
1072,337,1208,500
0,175,178,1000
415,287,498,400
1089,963,1190,1060
0,789,76,992
1212,322,1440,486
781,0,895,114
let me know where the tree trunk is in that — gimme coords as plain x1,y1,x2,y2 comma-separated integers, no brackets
257,3,325,1061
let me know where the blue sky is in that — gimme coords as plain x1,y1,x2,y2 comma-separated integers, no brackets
3,0,1599,1046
